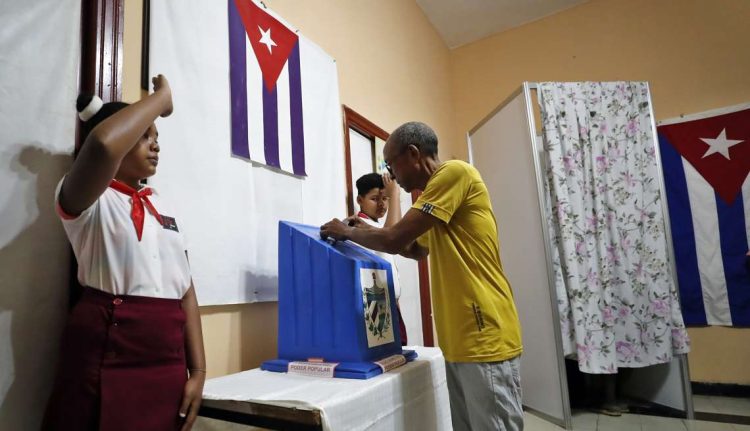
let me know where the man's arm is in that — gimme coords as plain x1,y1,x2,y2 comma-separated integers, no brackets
399,238,429,260
321,208,438,258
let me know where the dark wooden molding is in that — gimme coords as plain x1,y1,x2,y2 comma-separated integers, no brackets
79,0,124,103
693,412,750,425
77,0,124,156
343,105,388,140
140,0,150,90
341,105,434,347
341,107,356,217
692,382,750,398
72,0,124,307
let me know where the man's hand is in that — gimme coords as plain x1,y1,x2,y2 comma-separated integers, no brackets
320,218,353,241
152,74,173,117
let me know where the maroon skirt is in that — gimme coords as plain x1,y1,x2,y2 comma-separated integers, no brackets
43,287,187,431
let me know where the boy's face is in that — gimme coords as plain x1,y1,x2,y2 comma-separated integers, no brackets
357,187,388,220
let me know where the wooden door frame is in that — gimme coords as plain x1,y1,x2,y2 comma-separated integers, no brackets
79,0,124,105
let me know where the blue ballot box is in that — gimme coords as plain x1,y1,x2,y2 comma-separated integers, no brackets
261,221,416,379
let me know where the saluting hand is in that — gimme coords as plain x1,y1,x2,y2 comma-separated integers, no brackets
152,74,173,118
382,173,400,199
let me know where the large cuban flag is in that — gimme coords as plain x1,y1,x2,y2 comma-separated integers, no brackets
658,105,750,326
229,0,306,176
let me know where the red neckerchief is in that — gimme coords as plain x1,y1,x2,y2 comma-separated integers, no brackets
109,179,163,241
357,211,377,222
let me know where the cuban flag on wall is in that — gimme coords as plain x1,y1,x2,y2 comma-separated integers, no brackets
658,105,750,326
229,0,306,176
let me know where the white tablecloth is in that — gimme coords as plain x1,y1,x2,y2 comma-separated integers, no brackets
202,346,451,431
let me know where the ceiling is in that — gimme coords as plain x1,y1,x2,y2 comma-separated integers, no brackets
416,0,590,49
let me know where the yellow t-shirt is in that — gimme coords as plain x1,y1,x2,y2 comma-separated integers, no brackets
413,160,522,363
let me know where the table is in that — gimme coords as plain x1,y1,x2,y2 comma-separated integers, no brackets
199,346,451,430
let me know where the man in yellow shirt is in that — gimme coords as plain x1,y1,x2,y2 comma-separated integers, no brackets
321,122,523,430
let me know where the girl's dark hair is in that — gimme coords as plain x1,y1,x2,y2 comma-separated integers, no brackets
76,94,129,137
75,94,129,156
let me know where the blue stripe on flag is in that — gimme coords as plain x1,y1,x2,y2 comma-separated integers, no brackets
659,133,707,325
228,0,249,159
288,41,306,176
715,191,750,326
262,82,280,168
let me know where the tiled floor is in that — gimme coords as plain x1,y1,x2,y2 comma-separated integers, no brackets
547,395,750,431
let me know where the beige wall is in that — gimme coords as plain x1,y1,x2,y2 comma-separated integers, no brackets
450,0,750,384
450,0,750,158
123,0,455,378
266,0,457,158
688,327,750,385
122,0,143,103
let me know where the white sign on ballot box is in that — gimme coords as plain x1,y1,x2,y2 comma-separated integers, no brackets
287,361,338,378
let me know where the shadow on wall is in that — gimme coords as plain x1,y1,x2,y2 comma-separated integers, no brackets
0,144,71,430
240,272,278,370
242,271,278,303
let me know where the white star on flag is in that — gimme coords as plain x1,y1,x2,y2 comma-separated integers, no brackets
700,128,744,160
258,26,277,54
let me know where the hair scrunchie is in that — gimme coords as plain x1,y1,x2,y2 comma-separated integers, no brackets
78,95,103,122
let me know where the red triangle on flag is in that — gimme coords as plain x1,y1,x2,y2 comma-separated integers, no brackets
659,108,750,205
233,0,299,91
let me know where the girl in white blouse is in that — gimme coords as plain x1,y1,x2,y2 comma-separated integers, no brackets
43,75,206,431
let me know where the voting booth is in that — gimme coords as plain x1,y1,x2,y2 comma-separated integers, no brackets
262,221,416,379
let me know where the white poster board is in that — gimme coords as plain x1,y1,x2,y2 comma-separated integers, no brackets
149,0,346,305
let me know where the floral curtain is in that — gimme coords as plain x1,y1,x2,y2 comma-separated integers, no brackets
538,82,690,374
